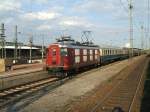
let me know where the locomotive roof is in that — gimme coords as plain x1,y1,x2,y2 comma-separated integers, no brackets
51,43,99,49
53,36,99,48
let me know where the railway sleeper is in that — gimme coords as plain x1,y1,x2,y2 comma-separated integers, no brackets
108,96,133,101
106,99,131,105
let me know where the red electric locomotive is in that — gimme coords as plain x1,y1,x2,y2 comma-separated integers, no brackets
46,36,100,77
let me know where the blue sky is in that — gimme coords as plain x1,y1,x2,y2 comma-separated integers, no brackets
0,0,149,48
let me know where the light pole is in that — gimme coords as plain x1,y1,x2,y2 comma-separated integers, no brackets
13,25,18,63
29,35,33,63
0,23,6,59
141,25,144,50
149,37,150,54
42,35,44,62
13,25,21,63
18,32,21,59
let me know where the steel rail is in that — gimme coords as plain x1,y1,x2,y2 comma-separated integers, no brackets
128,59,149,112
89,67,129,112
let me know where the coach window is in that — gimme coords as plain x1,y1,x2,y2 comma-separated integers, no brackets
52,49,56,56
105,50,107,55
90,50,93,55
83,49,87,55
61,48,68,56
75,49,80,55
102,50,104,55
95,50,97,54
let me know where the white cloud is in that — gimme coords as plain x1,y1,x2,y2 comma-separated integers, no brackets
34,0,49,4
125,43,130,48
21,11,60,21
37,25,51,30
72,0,128,21
60,17,94,28
0,0,21,12
73,0,116,13
62,20,79,26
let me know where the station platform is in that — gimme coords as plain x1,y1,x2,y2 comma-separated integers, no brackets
0,63,44,77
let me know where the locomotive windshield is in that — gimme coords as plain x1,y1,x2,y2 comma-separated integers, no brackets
61,48,68,56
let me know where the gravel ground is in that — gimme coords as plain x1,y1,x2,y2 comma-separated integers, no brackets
68,56,148,112
3,56,143,112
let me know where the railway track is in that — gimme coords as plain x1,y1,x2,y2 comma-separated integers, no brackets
89,58,148,112
0,75,71,109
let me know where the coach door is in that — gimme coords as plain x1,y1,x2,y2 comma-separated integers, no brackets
51,47,59,65
68,48,74,66
60,48,68,66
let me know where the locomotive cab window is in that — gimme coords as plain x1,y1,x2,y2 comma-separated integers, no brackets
61,48,68,56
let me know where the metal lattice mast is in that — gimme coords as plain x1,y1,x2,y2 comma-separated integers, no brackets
141,25,144,49
148,0,150,50
14,25,18,62
149,38,150,51
128,0,133,58
29,35,33,63
0,23,6,59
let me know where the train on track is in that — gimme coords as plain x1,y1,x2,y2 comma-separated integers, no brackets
45,36,141,77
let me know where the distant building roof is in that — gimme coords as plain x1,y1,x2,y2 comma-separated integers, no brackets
0,46,39,50
5,42,24,46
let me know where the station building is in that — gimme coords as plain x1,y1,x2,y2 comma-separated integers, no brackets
0,41,46,65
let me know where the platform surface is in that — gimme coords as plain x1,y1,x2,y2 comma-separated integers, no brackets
0,63,44,78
